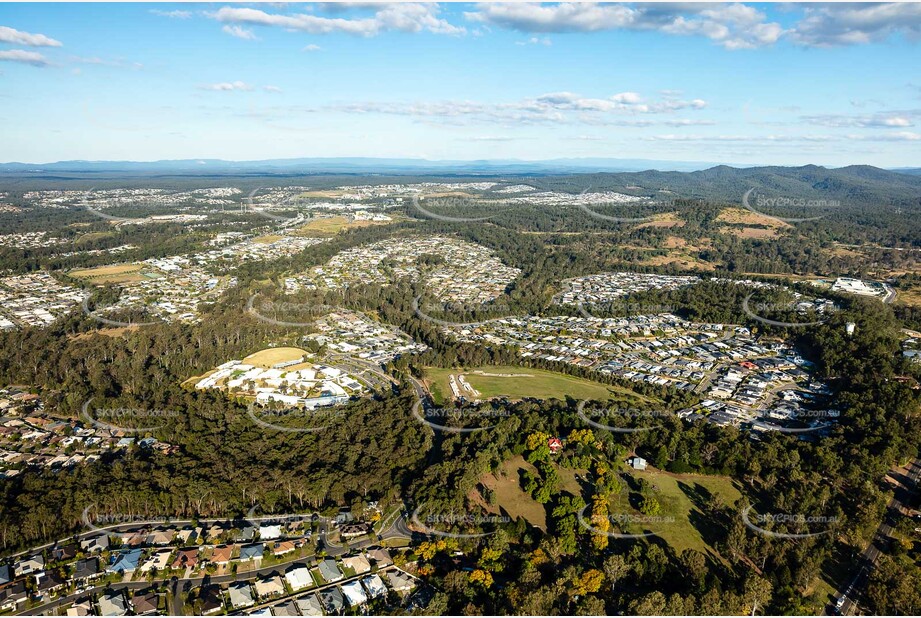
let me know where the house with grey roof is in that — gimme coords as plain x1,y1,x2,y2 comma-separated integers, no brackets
98,590,128,616
238,543,264,562
271,599,300,616
319,587,345,614
318,558,343,583
227,582,254,609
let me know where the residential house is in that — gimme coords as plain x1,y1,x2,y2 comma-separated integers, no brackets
98,590,128,616
15,553,44,575
108,549,143,574
205,523,227,543
319,587,345,614
130,592,159,616
52,544,78,562
198,586,224,615
139,549,173,573
172,548,199,570
272,540,296,556
80,534,109,554
209,545,234,566
284,565,312,591
146,528,175,546
341,580,368,607
36,570,66,597
234,525,256,542
66,598,93,616
318,558,343,583
339,522,372,538
342,554,371,574
295,594,324,616
253,575,285,599
175,526,200,545
258,524,282,540
272,599,300,616
385,569,416,594
238,543,264,562
227,582,254,609
0,564,11,586
0,579,28,612
362,573,387,599
72,558,99,584
368,548,392,566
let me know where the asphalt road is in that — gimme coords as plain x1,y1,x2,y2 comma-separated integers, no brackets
826,458,921,616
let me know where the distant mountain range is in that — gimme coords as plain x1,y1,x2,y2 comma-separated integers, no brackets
0,156,750,175
1,158,918,207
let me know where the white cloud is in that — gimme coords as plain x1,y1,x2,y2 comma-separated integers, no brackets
465,3,784,50
326,90,707,125
0,25,62,47
642,132,921,146
211,3,465,37
222,25,259,41
0,49,50,66
264,85,283,93
853,131,921,142
150,9,192,19
663,119,717,127
302,44,322,52
516,36,551,46
790,3,921,47
201,81,255,92
460,135,533,142
803,111,920,128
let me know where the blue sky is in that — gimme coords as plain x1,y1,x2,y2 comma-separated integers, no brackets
1,2,920,166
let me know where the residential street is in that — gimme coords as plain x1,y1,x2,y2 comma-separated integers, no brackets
826,458,921,616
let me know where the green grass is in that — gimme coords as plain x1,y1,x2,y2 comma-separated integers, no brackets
608,468,742,556
424,365,651,406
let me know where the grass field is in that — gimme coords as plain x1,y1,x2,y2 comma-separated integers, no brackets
716,207,791,229
242,347,308,368
252,234,285,244
610,468,742,555
70,263,144,284
475,456,740,557
475,456,579,532
424,365,650,406
294,215,392,237
73,231,116,245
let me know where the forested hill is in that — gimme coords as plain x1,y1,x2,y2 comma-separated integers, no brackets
538,164,921,207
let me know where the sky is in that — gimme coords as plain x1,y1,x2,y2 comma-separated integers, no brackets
1,2,920,167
